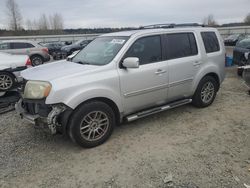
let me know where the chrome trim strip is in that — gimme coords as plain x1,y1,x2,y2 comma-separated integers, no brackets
124,83,169,98
169,78,193,88
124,78,193,98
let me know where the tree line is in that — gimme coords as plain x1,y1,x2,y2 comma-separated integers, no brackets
5,0,64,34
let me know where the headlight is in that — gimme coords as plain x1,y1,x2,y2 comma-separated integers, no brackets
24,81,52,99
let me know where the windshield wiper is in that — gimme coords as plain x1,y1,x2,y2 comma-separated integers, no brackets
74,61,90,65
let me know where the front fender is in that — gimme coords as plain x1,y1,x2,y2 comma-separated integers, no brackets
46,87,123,113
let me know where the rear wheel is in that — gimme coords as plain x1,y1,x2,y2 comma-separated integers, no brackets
237,67,244,76
237,56,247,76
192,76,218,108
0,72,16,91
69,101,115,148
31,55,43,66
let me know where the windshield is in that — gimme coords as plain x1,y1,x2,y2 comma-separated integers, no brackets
227,34,239,40
236,38,250,48
72,36,128,65
74,40,85,45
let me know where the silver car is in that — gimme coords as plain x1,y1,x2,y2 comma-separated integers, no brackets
0,40,50,66
16,26,226,148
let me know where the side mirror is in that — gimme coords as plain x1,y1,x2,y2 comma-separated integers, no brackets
122,57,139,69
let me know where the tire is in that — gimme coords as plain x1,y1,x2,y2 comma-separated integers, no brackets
192,76,218,108
31,55,44,66
0,72,16,91
237,67,243,76
68,101,115,148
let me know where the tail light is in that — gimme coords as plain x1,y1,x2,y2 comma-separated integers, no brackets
42,48,49,54
26,58,32,67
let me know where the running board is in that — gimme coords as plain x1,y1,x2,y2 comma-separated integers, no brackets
126,99,192,122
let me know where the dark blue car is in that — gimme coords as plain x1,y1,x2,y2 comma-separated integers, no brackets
233,38,250,75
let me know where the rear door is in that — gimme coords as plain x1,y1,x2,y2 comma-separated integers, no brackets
164,32,201,100
118,35,169,114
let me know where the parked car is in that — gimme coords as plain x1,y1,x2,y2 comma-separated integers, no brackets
242,65,250,94
224,34,246,46
43,42,65,56
61,39,92,56
0,52,31,92
16,25,225,148
233,37,250,75
0,40,50,66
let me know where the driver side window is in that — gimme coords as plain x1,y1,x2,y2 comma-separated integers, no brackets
124,35,162,65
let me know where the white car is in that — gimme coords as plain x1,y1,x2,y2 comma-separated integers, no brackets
0,52,31,92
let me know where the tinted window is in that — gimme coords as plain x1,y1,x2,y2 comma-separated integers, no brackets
25,43,34,48
0,43,10,50
11,42,34,49
125,35,162,65
12,43,27,49
166,33,198,60
201,32,220,53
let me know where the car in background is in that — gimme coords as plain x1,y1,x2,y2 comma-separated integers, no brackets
0,52,32,91
233,37,250,75
43,42,65,56
0,40,50,66
224,34,246,46
61,39,92,56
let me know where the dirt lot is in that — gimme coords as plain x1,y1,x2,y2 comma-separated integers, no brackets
0,67,250,188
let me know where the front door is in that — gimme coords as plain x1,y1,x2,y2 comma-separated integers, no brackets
118,35,169,115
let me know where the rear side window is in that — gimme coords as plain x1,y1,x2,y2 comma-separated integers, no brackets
11,42,34,49
165,33,198,60
25,43,34,48
201,32,220,53
124,35,162,65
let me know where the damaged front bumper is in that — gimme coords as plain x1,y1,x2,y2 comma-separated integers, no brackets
15,99,70,134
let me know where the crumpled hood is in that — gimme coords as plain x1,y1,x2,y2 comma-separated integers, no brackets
21,60,99,81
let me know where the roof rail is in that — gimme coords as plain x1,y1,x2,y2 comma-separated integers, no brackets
139,23,205,29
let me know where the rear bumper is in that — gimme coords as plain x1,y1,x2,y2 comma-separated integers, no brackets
15,99,71,134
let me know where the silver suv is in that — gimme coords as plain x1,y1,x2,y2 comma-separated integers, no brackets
16,26,225,148
0,40,50,66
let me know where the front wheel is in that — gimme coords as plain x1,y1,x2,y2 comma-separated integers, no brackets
192,76,218,108
68,101,115,148
0,72,16,91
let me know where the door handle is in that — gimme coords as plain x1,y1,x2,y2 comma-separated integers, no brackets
155,69,166,75
193,61,201,66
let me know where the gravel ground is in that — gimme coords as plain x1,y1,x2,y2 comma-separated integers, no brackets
0,67,250,188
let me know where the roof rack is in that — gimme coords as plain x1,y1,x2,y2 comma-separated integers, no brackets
139,23,205,29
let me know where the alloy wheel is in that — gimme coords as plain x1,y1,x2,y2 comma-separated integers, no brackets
0,74,13,90
201,81,215,104
80,111,109,141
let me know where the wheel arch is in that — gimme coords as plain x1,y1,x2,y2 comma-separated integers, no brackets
30,54,44,61
0,70,16,80
203,72,220,91
63,97,121,135
193,70,221,94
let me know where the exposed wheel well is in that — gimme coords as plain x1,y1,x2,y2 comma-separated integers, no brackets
72,97,120,124
0,70,16,80
203,73,220,91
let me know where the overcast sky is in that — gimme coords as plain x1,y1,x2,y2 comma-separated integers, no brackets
0,0,249,29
